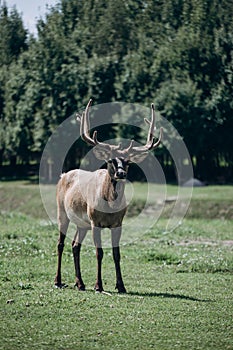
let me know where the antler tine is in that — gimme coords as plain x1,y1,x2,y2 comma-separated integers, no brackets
80,98,102,146
128,103,162,154
144,103,156,144
125,139,134,153
80,99,95,146
146,104,163,150
79,99,121,152
150,126,163,150
76,112,82,123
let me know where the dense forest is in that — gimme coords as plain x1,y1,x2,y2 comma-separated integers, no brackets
0,0,232,183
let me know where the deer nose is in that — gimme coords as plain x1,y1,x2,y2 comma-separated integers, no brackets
116,170,127,179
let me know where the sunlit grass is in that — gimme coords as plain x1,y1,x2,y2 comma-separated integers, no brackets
0,181,233,349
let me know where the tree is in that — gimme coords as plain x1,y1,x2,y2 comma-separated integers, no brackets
0,0,232,181
0,2,27,65
0,2,28,165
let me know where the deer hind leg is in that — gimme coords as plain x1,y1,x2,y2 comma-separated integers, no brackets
93,227,104,292
111,227,126,293
54,211,69,288
72,228,87,291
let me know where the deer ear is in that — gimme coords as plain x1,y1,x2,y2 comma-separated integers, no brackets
129,152,148,164
93,145,111,160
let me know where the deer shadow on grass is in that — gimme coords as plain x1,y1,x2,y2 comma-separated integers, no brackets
125,291,212,302
64,287,212,302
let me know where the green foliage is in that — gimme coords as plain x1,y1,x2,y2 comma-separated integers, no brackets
0,3,27,66
0,3,28,163
0,0,232,181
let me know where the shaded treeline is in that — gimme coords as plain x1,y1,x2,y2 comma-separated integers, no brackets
0,0,232,182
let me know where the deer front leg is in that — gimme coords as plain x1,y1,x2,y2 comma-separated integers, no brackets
55,209,69,288
93,227,104,292
72,228,87,291
54,231,68,288
111,227,126,293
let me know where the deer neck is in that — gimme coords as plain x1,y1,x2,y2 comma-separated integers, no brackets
103,173,125,204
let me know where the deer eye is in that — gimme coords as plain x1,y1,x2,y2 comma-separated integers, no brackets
108,159,113,164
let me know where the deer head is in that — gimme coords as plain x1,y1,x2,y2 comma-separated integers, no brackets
77,99,163,181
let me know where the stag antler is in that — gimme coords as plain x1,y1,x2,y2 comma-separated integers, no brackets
77,99,121,152
127,103,163,155
77,100,162,160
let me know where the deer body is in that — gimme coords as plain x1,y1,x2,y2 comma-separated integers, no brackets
57,168,127,229
54,99,162,293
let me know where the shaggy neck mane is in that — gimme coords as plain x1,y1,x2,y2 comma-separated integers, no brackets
102,172,125,204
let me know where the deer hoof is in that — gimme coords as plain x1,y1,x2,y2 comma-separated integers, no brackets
74,282,86,291
116,283,127,293
54,283,68,289
118,288,127,294
94,285,103,293
78,285,86,291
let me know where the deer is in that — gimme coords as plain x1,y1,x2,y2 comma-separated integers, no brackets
54,99,163,293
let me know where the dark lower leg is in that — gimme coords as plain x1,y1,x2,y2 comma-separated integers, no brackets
72,228,87,291
95,247,103,291
112,246,126,293
93,227,103,292
54,232,66,287
111,228,126,293
73,244,85,290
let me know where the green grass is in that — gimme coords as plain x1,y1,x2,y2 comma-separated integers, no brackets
0,181,233,349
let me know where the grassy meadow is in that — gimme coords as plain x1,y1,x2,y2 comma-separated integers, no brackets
0,181,233,350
